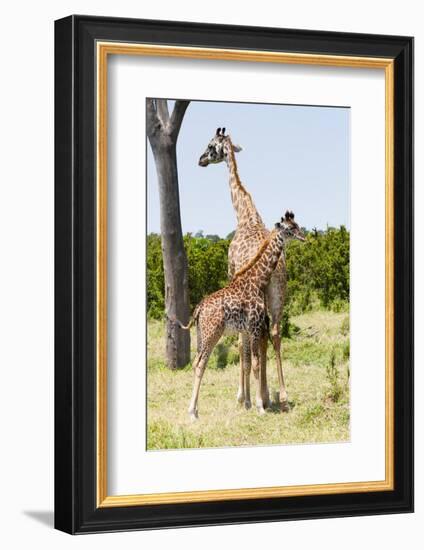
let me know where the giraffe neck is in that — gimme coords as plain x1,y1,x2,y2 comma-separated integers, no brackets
224,139,264,228
236,229,285,290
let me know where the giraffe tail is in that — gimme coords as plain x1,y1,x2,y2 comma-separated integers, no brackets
172,318,193,330
168,304,200,331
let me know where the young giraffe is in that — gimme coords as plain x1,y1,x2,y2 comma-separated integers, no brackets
175,212,305,421
198,128,292,411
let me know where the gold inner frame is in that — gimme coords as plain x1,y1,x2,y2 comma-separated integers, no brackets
96,42,395,508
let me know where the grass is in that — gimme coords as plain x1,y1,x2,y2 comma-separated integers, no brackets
147,310,350,450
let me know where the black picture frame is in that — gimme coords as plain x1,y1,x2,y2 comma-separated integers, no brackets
55,14,414,534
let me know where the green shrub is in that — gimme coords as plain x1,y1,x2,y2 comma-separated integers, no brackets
285,226,350,314
326,349,342,403
343,340,350,361
341,316,350,336
147,227,350,320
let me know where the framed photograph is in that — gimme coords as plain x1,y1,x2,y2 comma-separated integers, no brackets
54,15,413,534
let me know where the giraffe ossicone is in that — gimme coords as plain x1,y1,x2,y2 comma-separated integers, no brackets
198,127,242,167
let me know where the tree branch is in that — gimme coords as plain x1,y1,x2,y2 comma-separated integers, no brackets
169,100,190,138
156,99,170,126
146,98,161,139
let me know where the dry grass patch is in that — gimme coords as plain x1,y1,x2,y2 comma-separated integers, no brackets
147,310,350,450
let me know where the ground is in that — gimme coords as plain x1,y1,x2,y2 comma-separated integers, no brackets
147,310,350,450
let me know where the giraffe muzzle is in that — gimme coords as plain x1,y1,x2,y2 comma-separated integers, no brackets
198,155,209,167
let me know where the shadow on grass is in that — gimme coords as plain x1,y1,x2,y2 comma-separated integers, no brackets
215,342,229,369
267,398,297,414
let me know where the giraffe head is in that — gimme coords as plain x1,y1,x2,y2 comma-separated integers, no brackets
198,127,242,167
275,211,306,242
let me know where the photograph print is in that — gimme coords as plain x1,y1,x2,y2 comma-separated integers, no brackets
146,98,350,451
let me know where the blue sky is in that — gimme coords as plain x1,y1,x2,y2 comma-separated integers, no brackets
147,100,350,237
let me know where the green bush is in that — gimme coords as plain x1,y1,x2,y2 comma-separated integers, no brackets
147,233,230,319
147,227,350,321
184,234,230,310
285,226,350,314
146,234,165,319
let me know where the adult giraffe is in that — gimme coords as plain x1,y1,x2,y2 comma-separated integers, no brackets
198,127,290,412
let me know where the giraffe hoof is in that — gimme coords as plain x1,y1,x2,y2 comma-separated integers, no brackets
280,400,290,413
237,389,245,404
244,400,252,410
275,391,290,412
257,407,266,416
188,409,199,422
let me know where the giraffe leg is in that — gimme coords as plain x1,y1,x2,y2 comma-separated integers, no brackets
236,334,245,405
242,334,252,409
260,332,271,409
188,323,224,421
188,351,209,421
236,334,252,409
251,336,265,415
271,323,289,412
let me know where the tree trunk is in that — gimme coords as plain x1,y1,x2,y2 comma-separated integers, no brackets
147,100,190,369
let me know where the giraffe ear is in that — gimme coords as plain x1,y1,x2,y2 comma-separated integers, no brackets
221,127,226,135
216,127,221,136
275,222,281,229
289,211,295,220
232,144,243,153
